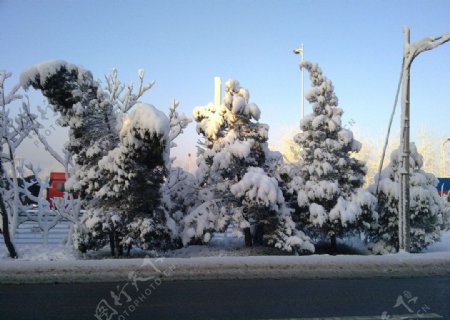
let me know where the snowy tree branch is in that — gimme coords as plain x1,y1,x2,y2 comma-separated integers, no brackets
22,98,67,167
104,68,156,113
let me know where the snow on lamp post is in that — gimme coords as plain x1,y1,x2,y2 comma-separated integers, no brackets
293,44,305,121
399,27,450,252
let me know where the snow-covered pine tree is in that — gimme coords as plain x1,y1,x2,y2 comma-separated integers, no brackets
230,167,314,252
20,60,117,202
368,143,444,254
21,61,173,256
182,79,263,246
288,62,377,253
193,80,263,186
79,104,171,254
442,198,450,231
182,80,313,253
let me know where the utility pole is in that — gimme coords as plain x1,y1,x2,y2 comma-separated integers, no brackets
399,27,450,252
293,44,305,121
399,27,411,252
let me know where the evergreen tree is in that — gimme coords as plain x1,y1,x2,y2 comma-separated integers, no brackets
20,60,117,202
230,167,314,252
21,61,172,256
182,80,313,253
78,104,171,255
288,62,377,253
368,143,444,254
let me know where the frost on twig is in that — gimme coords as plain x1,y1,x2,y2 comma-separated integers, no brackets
103,68,155,113
0,70,47,258
21,97,68,168
168,99,191,148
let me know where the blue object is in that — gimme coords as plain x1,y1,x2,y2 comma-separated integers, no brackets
437,178,450,192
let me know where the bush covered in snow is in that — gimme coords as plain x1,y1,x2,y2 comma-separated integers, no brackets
368,143,444,254
230,167,314,252
286,62,378,252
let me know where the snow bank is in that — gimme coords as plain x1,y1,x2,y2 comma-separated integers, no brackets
1,231,450,284
0,252,449,284
0,245,80,262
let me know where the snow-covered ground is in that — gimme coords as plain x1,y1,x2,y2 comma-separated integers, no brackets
423,231,450,253
0,249,449,284
0,231,449,284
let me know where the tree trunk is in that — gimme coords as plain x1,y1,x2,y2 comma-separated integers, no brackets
109,230,123,257
243,227,252,247
0,192,18,259
330,234,337,255
118,240,124,256
253,223,264,246
114,232,123,257
109,231,115,256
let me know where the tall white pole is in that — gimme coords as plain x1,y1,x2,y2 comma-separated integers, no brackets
398,27,450,253
301,43,305,121
399,26,411,252
293,45,305,122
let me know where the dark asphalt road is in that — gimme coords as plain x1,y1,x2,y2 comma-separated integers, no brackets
0,277,449,319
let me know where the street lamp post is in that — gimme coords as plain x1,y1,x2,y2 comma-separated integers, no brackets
399,28,411,252
293,44,305,121
398,26,450,252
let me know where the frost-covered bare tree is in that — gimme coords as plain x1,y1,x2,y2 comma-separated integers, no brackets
103,68,155,114
0,70,43,258
1,70,81,253
159,99,195,244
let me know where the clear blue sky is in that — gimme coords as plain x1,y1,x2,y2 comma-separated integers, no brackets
1,0,449,172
